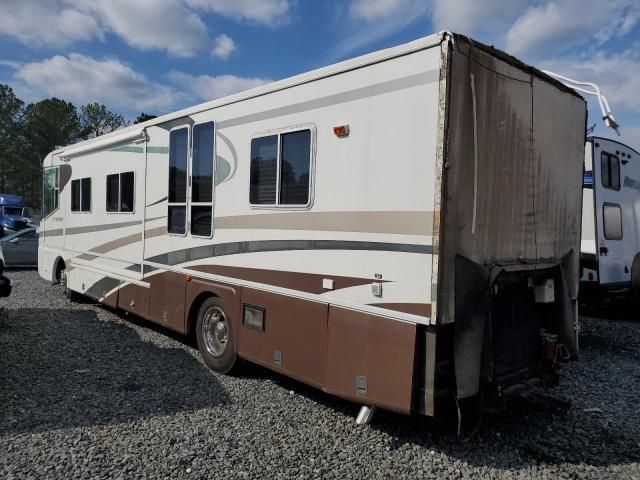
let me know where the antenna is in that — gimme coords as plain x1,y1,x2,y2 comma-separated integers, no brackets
541,70,620,135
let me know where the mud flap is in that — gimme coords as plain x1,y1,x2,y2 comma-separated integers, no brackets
453,256,491,399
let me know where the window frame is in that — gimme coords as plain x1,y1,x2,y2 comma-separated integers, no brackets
70,177,92,213
190,121,216,239
167,125,190,237
601,151,621,191
105,171,135,214
249,124,316,210
602,202,623,240
42,166,60,220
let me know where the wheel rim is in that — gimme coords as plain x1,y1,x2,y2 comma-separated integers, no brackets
202,306,229,357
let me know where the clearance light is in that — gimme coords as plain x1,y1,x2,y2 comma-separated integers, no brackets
333,125,350,138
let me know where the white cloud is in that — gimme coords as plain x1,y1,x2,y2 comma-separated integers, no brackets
541,49,640,115
333,0,428,59
430,0,527,37
506,0,640,58
169,71,271,101
14,54,179,112
86,0,209,58
212,34,236,60
0,0,103,47
184,0,291,25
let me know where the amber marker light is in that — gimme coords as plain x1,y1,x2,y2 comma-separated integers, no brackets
333,125,350,137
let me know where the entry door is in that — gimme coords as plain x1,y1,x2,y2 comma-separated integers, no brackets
167,122,215,239
593,139,638,285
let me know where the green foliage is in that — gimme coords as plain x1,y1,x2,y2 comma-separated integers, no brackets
0,84,131,209
80,103,129,139
134,112,157,124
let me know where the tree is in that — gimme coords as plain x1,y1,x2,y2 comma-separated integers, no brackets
0,85,24,192
134,112,157,124
80,102,129,139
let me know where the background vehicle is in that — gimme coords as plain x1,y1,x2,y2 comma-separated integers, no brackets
581,137,640,297
0,194,34,237
38,32,585,421
0,227,38,269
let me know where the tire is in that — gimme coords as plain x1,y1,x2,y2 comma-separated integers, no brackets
632,253,640,297
60,268,79,302
196,297,238,374
0,275,11,298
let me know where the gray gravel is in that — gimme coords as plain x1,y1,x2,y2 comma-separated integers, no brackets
1,270,639,480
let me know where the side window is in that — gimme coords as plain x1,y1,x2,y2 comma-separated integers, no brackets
191,122,214,237
168,128,188,234
71,177,91,212
42,167,59,218
603,203,622,240
106,172,134,213
249,128,312,207
601,152,620,190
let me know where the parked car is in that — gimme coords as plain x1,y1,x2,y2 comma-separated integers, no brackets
0,193,35,237
0,227,38,269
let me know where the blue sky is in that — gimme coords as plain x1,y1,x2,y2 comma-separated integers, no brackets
1,0,638,147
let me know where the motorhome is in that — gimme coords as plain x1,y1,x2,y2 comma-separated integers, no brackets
37,33,586,421
581,137,640,297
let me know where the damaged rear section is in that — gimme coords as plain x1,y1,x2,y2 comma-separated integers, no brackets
423,35,586,414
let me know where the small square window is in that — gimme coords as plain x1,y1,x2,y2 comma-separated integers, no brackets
603,203,622,240
601,152,620,190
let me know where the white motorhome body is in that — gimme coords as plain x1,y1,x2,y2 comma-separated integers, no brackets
581,137,640,295
38,33,586,417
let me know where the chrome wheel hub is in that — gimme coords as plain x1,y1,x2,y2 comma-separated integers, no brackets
203,307,228,357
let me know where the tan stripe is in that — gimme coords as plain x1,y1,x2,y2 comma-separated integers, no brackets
216,211,433,236
89,225,167,255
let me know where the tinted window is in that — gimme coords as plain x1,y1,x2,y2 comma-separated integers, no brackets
601,152,620,190
168,206,186,235
250,135,277,204
279,130,311,205
81,177,91,212
603,203,622,240
120,171,134,212
106,174,119,212
71,179,81,211
169,128,188,203
191,205,212,237
192,122,214,203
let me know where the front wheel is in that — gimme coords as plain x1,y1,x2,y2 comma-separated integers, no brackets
60,269,79,302
196,298,238,374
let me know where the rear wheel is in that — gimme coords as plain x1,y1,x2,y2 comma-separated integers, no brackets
196,297,238,374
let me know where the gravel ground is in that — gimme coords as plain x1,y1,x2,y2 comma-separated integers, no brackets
1,270,639,480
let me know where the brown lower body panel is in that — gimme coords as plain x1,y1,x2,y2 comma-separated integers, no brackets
100,272,420,414
324,306,417,414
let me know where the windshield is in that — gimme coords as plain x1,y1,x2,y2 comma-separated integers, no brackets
2,207,22,216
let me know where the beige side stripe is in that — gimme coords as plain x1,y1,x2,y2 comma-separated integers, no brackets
216,211,434,236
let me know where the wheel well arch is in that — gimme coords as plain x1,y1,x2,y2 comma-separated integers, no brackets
186,291,219,337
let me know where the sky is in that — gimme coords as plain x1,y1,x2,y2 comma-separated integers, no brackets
0,0,638,148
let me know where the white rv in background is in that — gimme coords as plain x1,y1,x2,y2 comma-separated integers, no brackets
581,137,640,296
38,32,587,421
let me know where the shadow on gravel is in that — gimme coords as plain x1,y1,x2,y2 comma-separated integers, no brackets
239,345,640,472
0,308,230,435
